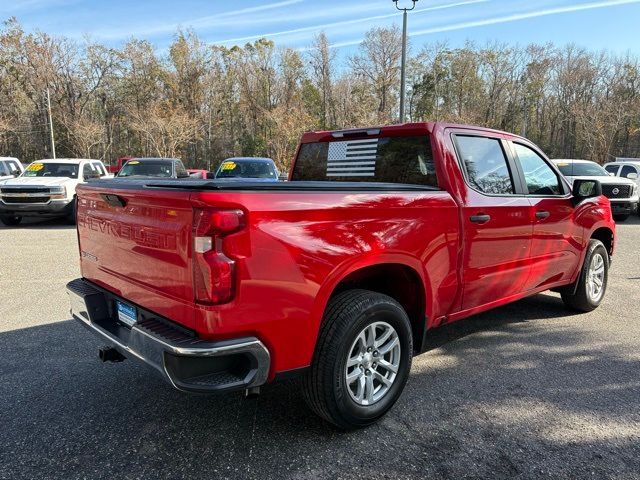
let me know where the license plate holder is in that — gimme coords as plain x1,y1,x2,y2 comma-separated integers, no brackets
116,301,137,327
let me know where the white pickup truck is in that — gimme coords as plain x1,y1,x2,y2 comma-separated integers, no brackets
0,158,111,226
553,159,638,221
0,157,24,181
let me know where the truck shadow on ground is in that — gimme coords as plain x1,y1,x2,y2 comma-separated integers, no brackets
1,293,638,479
0,217,75,230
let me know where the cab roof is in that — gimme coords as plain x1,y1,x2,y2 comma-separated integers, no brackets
300,122,526,144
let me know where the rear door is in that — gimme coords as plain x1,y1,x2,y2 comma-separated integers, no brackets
77,184,196,328
509,141,581,289
450,132,534,311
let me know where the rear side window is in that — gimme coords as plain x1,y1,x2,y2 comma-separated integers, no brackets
454,135,514,195
291,136,437,187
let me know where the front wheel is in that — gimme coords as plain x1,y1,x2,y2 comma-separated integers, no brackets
0,215,22,226
65,197,77,225
561,239,609,312
302,290,413,430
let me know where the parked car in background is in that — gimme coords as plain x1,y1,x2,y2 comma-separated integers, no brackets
214,157,279,181
0,157,24,181
187,168,208,179
106,156,133,175
116,158,190,179
0,159,111,226
604,161,640,216
68,122,615,429
553,159,638,221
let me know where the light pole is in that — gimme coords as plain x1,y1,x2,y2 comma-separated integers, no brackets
393,0,418,123
45,88,56,159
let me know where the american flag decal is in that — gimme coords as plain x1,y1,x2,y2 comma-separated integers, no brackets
326,139,379,177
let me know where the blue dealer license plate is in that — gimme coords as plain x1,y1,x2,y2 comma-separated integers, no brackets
116,301,137,327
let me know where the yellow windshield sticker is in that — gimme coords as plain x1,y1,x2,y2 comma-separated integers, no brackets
221,161,237,171
26,163,44,171
128,160,140,165
557,162,569,167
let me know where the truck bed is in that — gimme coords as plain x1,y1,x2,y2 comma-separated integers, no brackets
75,178,460,375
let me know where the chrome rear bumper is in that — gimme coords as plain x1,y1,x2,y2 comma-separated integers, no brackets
66,278,270,393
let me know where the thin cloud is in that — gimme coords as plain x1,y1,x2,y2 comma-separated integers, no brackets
93,0,304,40
0,0,77,13
331,0,640,48
214,0,489,45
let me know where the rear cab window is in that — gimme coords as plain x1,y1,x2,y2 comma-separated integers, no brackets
118,160,173,178
291,136,438,187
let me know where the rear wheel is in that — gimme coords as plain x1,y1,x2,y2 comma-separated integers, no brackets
0,215,22,226
561,239,609,312
302,290,413,430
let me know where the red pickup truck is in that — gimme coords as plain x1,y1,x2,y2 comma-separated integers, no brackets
67,122,615,429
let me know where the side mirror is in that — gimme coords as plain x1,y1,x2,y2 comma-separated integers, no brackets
11,170,21,177
85,171,100,180
572,179,602,204
627,172,638,180
609,172,615,176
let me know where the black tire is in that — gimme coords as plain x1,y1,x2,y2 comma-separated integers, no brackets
613,214,629,222
561,239,609,312
0,215,22,226
66,196,77,225
302,289,413,430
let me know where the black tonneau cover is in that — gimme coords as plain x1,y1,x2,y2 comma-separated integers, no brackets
84,179,440,192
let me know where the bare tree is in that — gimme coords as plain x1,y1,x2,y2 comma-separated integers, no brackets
349,26,402,121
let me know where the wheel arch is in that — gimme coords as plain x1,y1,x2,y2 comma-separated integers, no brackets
590,226,614,257
312,258,430,355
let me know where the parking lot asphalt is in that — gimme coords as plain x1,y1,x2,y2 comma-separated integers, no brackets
1,217,639,480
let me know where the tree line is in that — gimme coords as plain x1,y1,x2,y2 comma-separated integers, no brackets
1,17,639,171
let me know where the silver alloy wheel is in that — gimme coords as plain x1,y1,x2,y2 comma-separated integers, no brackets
587,252,605,302
345,321,401,406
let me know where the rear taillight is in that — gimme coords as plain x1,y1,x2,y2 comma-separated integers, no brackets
192,208,245,305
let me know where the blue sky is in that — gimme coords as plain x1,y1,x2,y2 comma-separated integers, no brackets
2,0,640,57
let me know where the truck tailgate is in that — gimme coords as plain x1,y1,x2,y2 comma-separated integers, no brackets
76,184,196,329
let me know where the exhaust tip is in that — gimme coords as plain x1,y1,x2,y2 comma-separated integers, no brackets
99,346,126,363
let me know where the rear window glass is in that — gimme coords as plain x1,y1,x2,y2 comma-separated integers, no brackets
216,160,277,179
118,160,173,178
291,136,437,187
